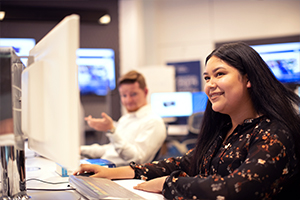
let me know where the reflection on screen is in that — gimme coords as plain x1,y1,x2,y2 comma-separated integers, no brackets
251,42,300,83
77,48,116,96
0,38,36,67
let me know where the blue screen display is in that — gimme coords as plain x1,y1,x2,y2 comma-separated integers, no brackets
151,91,208,118
192,91,208,113
151,92,193,118
251,42,300,84
0,38,36,67
77,48,116,96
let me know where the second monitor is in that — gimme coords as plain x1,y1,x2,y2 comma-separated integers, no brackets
151,91,208,119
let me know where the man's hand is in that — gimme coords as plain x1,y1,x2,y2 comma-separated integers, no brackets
84,112,114,132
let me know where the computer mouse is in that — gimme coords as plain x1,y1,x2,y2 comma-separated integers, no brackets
77,172,95,177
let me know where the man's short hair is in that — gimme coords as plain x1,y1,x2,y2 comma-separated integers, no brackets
118,70,147,90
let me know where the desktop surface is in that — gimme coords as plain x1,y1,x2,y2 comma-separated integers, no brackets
25,154,164,200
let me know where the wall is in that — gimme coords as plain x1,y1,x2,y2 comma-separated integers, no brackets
119,0,300,97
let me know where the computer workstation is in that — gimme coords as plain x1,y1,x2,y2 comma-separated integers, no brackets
1,14,164,200
3,11,299,200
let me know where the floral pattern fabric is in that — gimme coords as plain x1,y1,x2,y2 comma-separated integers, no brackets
130,116,299,199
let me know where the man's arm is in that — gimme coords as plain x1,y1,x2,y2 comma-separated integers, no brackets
85,112,114,132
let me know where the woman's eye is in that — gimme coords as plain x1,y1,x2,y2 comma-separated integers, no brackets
204,76,210,81
216,72,224,77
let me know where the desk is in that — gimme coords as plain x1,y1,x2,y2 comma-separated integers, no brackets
167,124,189,136
25,156,164,200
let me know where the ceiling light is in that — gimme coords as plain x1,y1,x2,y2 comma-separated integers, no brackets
0,11,5,20
98,14,110,25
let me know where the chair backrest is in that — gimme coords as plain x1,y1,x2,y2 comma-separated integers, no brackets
152,147,162,161
187,112,204,134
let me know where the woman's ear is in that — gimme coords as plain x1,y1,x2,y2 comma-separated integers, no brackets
244,74,251,88
247,80,251,88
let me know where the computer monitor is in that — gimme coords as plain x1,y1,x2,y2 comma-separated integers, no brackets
192,91,208,113
251,42,300,84
0,38,36,67
151,92,193,118
21,14,81,170
77,48,116,96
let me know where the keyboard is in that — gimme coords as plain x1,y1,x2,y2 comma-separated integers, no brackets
69,175,145,199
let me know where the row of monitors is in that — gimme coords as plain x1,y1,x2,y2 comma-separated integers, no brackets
1,38,300,96
0,38,116,96
0,38,209,119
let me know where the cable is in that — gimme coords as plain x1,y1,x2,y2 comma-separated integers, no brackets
26,188,75,191
26,178,74,192
26,178,69,185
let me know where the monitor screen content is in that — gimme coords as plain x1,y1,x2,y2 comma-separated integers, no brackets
151,92,193,118
77,48,116,96
251,42,300,84
0,38,36,67
21,14,81,170
192,91,208,113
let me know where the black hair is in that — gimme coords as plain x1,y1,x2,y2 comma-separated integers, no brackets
190,42,300,175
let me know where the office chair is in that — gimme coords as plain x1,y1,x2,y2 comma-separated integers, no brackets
166,112,204,156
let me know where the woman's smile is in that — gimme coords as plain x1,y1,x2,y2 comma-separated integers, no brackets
209,91,224,101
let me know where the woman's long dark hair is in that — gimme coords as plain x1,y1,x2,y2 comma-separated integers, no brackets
190,42,300,175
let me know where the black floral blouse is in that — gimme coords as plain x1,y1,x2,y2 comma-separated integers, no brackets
130,116,299,200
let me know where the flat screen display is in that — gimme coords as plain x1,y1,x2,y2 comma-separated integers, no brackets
251,42,300,84
0,38,36,67
77,48,116,96
192,91,208,113
151,92,193,118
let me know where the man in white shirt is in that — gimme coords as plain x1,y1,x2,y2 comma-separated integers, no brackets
81,70,167,166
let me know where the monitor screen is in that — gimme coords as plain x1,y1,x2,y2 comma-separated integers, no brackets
151,92,193,118
77,48,116,96
251,42,300,84
21,14,81,170
0,38,36,67
192,91,208,113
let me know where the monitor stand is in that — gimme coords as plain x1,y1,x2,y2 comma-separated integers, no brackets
0,47,29,199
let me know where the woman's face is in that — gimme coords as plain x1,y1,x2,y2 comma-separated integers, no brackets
203,56,251,116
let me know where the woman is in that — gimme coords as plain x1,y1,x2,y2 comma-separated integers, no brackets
75,42,300,199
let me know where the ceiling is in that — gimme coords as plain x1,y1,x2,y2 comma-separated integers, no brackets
0,3,108,24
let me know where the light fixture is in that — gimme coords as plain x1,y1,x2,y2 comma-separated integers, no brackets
0,11,5,21
98,14,110,25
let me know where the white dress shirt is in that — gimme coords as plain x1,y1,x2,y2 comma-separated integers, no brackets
81,104,167,166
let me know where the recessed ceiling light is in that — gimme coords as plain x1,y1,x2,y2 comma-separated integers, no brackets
0,11,5,21
98,14,111,24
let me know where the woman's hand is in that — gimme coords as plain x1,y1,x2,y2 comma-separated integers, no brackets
133,176,168,193
73,164,135,180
